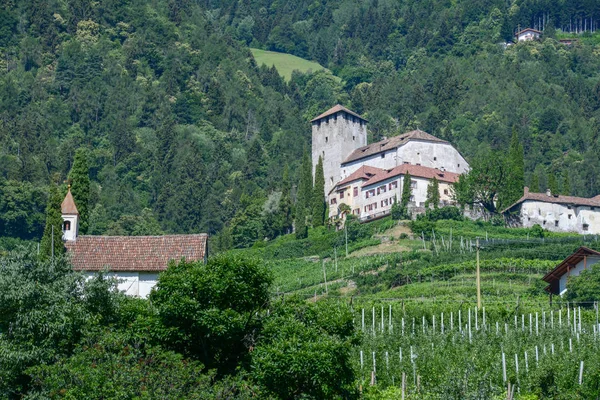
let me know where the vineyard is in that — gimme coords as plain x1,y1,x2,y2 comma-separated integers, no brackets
261,218,600,398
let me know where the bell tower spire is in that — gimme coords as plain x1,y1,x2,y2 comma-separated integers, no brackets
61,185,79,241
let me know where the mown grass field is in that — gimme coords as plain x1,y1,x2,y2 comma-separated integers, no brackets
250,48,333,81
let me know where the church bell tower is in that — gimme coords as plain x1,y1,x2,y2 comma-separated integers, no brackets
61,186,79,241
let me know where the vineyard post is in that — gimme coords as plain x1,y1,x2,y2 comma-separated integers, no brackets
441,312,444,334
476,238,481,310
402,317,405,335
496,321,499,335
536,312,539,336
551,343,554,355
569,338,573,353
372,307,375,335
579,361,584,385
578,307,581,333
401,372,406,400
381,306,384,333
458,309,462,332
360,350,364,369
322,260,328,294
515,353,519,378
568,307,570,328
529,314,532,336
450,312,453,331
468,308,472,343
345,224,348,257
521,314,524,332
373,351,376,373
483,307,486,330
596,302,599,331
475,308,478,331
524,351,528,372
559,309,562,328
422,315,425,334
362,308,365,331
386,351,389,371
399,347,402,362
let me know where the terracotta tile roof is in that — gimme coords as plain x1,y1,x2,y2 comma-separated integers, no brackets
342,130,448,164
310,104,367,123
332,166,382,193
363,164,460,187
502,187,600,214
542,246,600,294
65,234,208,272
61,188,79,215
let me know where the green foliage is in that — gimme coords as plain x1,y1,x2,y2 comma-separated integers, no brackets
565,264,600,306
149,255,272,373
0,180,46,240
401,173,412,210
252,296,359,399
68,148,91,233
503,129,525,208
39,185,65,260
390,195,403,220
312,155,326,227
425,176,440,209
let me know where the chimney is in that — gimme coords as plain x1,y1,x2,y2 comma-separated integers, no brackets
524,186,529,195
546,188,552,197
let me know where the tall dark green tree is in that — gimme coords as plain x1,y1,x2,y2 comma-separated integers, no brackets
40,185,65,259
562,172,571,195
312,156,326,227
425,177,440,209
295,150,312,238
530,173,540,193
68,148,91,234
280,165,293,234
502,129,524,208
401,172,412,209
548,172,559,196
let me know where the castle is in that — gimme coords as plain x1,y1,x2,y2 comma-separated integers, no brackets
311,105,469,221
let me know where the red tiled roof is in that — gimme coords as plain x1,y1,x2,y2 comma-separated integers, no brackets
65,234,208,272
542,246,600,294
332,166,382,193
61,189,79,215
310,104,367,123
502,188,600,214
363,164,460,187
343,130,448,164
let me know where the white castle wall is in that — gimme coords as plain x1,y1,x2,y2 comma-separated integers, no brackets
519,200,600,234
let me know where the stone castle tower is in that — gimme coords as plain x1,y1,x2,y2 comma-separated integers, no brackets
311,105,367,195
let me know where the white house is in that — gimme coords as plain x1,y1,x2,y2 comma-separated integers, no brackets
515,28,541,42
502,187,600,234
542,246,600,296
61,190,207,298
327,164,460,221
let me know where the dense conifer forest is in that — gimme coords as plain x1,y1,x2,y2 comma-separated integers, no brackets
2,0,600,248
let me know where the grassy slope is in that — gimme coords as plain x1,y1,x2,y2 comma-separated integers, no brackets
250,48,333,81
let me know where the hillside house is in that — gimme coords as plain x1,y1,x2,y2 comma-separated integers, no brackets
502,187,600,234
61,189,207,298
515,28,541,41
311,105,468,221
327,164,459,221
542,246,600,296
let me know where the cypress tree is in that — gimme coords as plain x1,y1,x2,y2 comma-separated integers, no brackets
401,172,412,209
425,177,440,209
281,165,293,234
312,156,326,227
504,129,525,207
295,151,312,238
548,172,559,195
68,148,91,233
562,172,571,195
530,173,540,193
40,185,65,259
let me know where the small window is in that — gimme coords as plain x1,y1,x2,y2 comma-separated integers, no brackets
543,220,546,225
353,136,355,141
444,189,449,195
411,180,417,189
458,164,460,168
353,187,358,197
434,157,437,161
410,195,415,202
416,163,421,166
567,205,572,210
583,224,589,231
381,153,385,159
340,191,344,199
330,177,334,184
404,161,410,164
325,137,328,143
330,198,337,205
555,220,559,227
568,214,572,219
63,221,71,231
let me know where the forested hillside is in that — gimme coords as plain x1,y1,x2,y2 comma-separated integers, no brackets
3,0,600,248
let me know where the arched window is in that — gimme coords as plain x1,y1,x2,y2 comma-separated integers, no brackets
63,221,71,231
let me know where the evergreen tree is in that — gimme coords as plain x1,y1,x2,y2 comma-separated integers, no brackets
68,148,91,234
312,156,326,227
548,172,559,195
401,172,412,209
295,150,313,237
562,172,571,195
280,165,293,234
503,129,524,208
530,173,540,193
40,185,65,259
425,177,440,209
390,195,402,220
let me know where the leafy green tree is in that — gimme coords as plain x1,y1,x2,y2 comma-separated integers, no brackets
105,208,164,236
0,180,46,240
149,255,272,373
295,150,312,238
562,172,571,195
530,173,540,193
280,165,294,234
565,264,600,306
425,176,440,209
251,296,358,399
68,148,91,233
390,195,402,220
40,185,65,259
312,155,326,227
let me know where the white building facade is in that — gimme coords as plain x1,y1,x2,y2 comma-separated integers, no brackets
543,247,600,296
503,188,600,234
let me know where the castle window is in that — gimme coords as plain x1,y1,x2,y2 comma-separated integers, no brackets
458,164,460,168
411,180,417,189
555,220,559,227
330,198,337,205
63,221,71,231
340,191,344,199
568,214,572,219
322,151,325,158
325,137,328,143
353,136,355,141
353,187,358,197
434,157,437,161
583,224,589,231
444,189,449,195
381,153,385,159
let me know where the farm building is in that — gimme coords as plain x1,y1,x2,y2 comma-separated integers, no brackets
61,188,207,298
502,187,600,234
542,246,600,295
515,28,541,41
